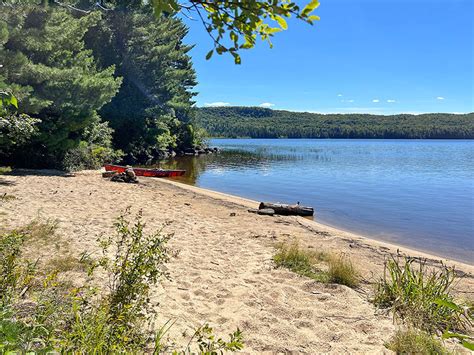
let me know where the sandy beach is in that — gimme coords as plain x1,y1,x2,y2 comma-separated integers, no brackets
1,170,472,353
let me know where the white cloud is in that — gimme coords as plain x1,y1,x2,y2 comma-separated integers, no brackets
387,99,396,103
337,94,343,97
372,99,380,103
259,102,275,108
436,96,445,100
204,102,230,107
341,99,354,103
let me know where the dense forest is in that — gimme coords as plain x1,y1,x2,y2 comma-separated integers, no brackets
0,3,202,169
196,107,474,139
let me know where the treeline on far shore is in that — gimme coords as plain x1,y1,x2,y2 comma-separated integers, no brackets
196,107,474,139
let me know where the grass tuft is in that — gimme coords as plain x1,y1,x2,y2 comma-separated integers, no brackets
45,255,87,273
273,240,360,288
327,254,360,288
19,218,58,243
386,329,448,354
374,257,470,334
273,240,328,282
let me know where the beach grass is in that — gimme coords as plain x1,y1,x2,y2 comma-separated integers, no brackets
373,257,470,334
273,240,360,288
327,254,360,288
273,240,328,282
386,329,448,354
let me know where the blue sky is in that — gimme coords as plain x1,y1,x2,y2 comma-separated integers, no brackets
181,0,473,114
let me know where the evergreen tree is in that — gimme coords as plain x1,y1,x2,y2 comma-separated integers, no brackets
0,5,121,167
86,9,198,164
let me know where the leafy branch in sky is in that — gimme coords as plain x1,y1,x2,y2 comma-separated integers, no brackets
152,0,321,64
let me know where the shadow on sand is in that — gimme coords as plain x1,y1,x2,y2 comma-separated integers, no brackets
0,169,75,185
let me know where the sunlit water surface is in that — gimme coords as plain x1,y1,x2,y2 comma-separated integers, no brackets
159,139,474,263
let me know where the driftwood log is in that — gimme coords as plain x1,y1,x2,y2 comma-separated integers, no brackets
248,208,275,216
258,202,314,217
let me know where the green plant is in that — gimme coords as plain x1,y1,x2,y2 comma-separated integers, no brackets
273,241,361,288
374,257,469,334
435,299,474,351
273,240,327,282
62,209,172,352
327,254,360,288
0,167,12,175
153,322,244,354
0,230,60,353
190,324,244,354
0,230,36,304
0,213,245,353
386,329,448,355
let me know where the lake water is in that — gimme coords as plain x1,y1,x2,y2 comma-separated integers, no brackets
160,139,474,264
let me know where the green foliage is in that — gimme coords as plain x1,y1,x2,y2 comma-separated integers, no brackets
0,89,40,156
0,212,244,353
62,116,123,171
0,5,122,167
87,10,198,164
0,114,41,152
386,329,448,355
0,230,28,304
151,0,320,64
436,299,474,351
373,257,470,334
62,209,172,352
191,324,244,354
1,3,201,168
154,322,244,354
327,254,360,288
0,91,17,109
196,107,474,139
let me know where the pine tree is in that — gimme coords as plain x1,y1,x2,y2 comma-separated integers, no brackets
0,5,122,167
86,9,198,164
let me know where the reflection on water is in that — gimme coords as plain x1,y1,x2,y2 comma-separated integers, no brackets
157,139,474,264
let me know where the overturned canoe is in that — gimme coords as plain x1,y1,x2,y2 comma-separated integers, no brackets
258,202,314,216
104,164,185,178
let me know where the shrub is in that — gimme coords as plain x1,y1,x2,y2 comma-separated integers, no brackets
62,142,123,172
327,254,360,288
62,209,173,352
386,329,448,354
154,323,244,354
374,257,470,334
0,212,244,353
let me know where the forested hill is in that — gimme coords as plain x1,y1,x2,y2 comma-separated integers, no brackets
196,107,474,139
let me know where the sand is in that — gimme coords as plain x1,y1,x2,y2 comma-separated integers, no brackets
1,170,472,353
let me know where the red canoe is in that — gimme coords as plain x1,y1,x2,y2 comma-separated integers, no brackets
104,164,185,178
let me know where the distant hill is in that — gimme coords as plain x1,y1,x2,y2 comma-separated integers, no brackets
195,107,474,139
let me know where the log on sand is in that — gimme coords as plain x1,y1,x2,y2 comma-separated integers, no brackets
258,202,314,217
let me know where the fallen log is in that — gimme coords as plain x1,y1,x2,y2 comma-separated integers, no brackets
248,208,275,216
258,202,314,217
